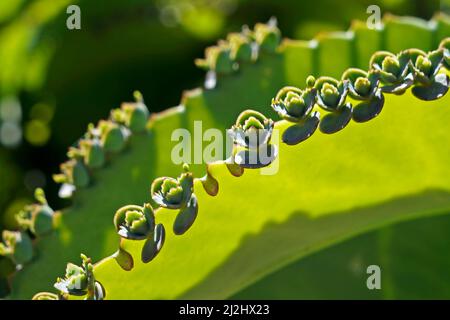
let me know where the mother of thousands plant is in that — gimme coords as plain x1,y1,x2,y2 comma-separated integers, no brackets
2,14,450,300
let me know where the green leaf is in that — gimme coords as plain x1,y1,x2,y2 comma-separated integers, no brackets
7,14,450,299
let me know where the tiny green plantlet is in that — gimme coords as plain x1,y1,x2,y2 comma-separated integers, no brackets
110,91,150,133
370,51,412,94
253,19,282,53
228,110,277,169
113,203,164,266
1,189,54,269
313,77,353,134
151,164,199,235
97,120,128,153
77,139,106,169
271,85,319,145
6,14,450,300
227,32,253,63
53,158,90,188
50,254,105,300
342,69,384,123
16,188,54,237
410,49,449,100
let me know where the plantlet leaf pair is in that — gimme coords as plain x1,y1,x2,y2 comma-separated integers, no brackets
113,203,165,266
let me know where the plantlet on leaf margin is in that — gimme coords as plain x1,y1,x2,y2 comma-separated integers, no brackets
97,120,129,153
110,91,150,133
271,84,319,145
0,188,56,295
227,32,253,63
314,77,353,134
253,18,281,53
195,43,235,75
370,51,414,94
151,164,198,235
228,110,277,169
53,158,90,188
16,188,54,237
111,162,216,271
409,49,449,100
113,203,165,266
52,254,105,300
78,138,105,169
342,68,384,123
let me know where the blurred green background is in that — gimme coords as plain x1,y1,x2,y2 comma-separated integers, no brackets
0,0,444,234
